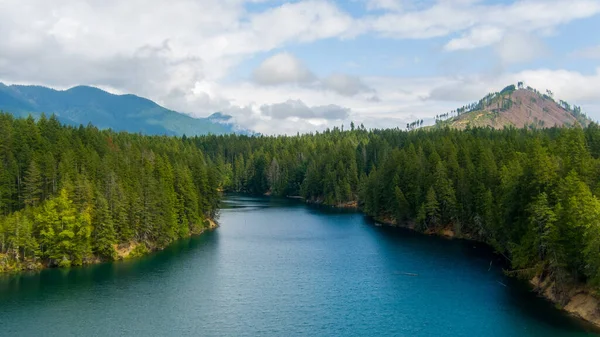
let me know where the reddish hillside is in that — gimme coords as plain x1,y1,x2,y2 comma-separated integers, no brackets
438,86,591,130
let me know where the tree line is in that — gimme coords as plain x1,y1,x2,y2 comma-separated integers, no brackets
194,123,600,296
0,113,220,271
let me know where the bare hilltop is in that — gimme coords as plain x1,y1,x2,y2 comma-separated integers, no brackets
433,84,592,130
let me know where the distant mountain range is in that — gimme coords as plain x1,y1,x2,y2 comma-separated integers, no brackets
0,83,253,136
433,84,593,130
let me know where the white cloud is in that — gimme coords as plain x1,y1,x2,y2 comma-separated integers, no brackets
444,26,504,51
0,0,357,114
365,0,404,11
0,0,599,135
252,52,316,85
368,3,474,39
422,68,600,118
260,100,350,120
251,53,374,97
494,32,548,65
514,68,600,104
248,0,357,44
372,0,600,49
322,73,373,96
427,82,489,102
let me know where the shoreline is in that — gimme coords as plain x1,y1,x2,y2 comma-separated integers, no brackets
374,214,600,328
10,190,599,328
0,218,219,274
297,195,600,329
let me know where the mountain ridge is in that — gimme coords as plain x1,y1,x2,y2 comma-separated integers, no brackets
0,83,252,136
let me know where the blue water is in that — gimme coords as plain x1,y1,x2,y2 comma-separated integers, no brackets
0,195,597,336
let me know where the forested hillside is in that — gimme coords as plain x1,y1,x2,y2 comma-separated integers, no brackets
195,123,600,298
5,111,600,305
0,113,220,271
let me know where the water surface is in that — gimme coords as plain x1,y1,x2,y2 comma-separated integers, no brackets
0,195,598,336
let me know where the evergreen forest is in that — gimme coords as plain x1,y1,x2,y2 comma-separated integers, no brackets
0,113,220,270
3,113,600,296
195,122,600,293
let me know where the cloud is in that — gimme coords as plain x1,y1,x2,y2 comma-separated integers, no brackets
247,0,357,46
365,0,404,11
260,100,350,120
322,73,373,96
0,0,356,114
368,3,474,39
422,68,600,116
252,52,315,85
513,68,600,104
0,0,599,135
394,0,600,51
444,26,504,51
572,45,600,59
251,53,373,97
494,32,548,65
427,82,488,102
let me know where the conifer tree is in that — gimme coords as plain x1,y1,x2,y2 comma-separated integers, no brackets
23,160,43,207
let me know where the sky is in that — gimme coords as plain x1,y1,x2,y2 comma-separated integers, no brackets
1,0,600,134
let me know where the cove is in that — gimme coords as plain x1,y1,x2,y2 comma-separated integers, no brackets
0,194,598,336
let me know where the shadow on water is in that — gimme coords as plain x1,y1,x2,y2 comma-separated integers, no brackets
363,216,600,335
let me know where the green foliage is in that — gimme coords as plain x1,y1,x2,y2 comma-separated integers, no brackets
5,110,600,295
194,122,600,291
128,243,150,259
394,186,409,223
500,84,516,95
92,192,117,260
0,112,221,270
424,187,440,229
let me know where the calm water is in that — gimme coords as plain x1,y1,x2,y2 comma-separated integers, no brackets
0,195,598,336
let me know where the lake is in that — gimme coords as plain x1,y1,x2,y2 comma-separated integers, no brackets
0,195,598,336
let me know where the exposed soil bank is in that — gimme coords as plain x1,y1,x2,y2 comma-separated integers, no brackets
531,275,600,327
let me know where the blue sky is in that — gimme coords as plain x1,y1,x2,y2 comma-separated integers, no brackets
0,0,599,134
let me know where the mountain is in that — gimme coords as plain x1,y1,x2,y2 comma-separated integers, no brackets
206,112,255,135
0,83,252,136
434,84,593,130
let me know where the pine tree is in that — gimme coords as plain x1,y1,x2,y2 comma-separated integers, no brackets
433,162,457,225
23,160,43,207
92,193,117,260
425,187,440,229
394,186,409,223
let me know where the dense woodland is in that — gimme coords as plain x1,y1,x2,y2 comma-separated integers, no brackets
4,112,600,299
0,113,220,271
195,122,600,295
